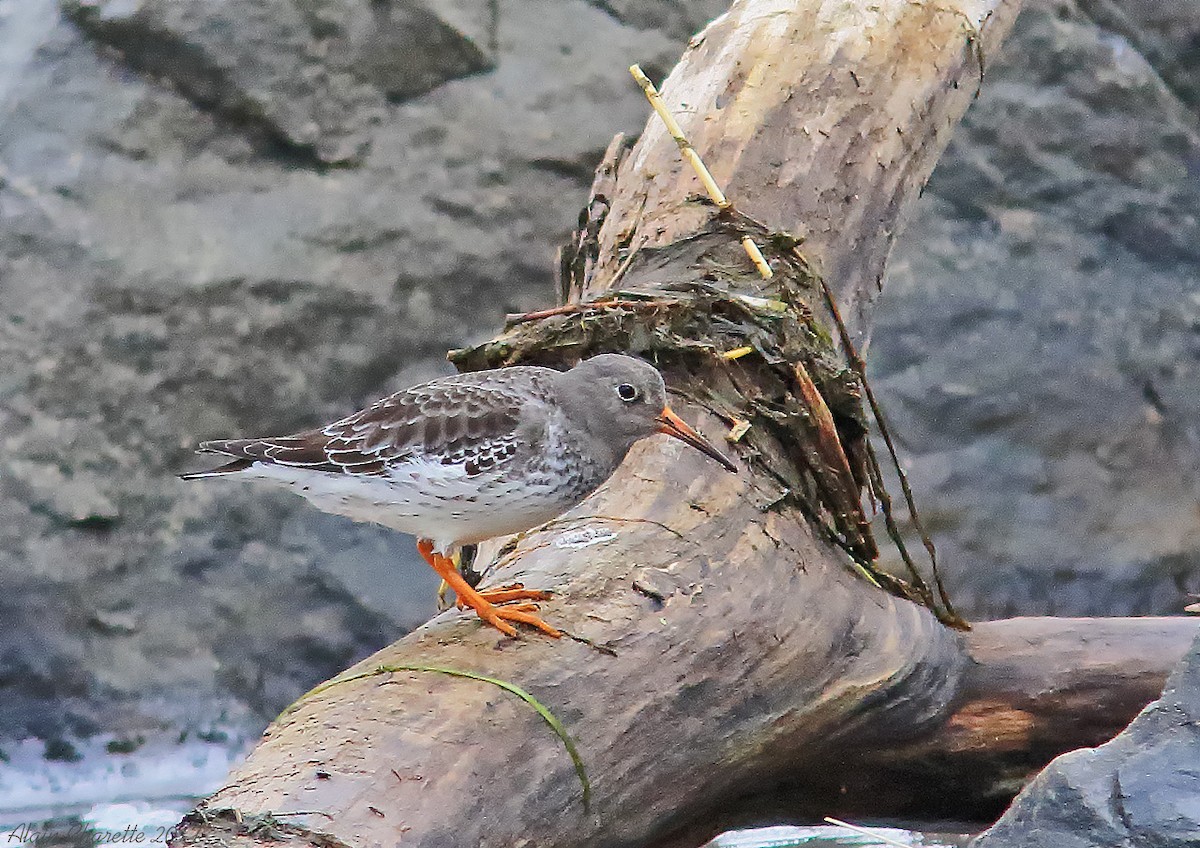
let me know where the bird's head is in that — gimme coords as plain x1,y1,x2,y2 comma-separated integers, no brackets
561,354,736,472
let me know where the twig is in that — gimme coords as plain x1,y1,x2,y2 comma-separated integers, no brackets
629,65,728,207
505,298,676,327
862,436,936,610
607,235,648,291
808,252,967,630
740,236,774,279
792,361,878,562
540,514,689,541
823,817,912,848
630,65,773,278
560,628,619,656
270,811,334,820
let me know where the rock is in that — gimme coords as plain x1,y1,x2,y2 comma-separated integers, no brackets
871,0,1200,617
972,627,1200,848
0,0,681,755
60,0,497,164
1081,0,1200,112
584,0,733,40
43,737,83,762
8,462,120,528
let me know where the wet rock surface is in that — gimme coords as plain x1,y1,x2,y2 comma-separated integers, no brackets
60,0,497,165
0,0,677,754
872,0,1200,619
0,0,1197,794
972,627,1200,848
582,0,733,41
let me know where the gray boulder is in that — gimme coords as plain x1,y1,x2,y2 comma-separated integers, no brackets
973,626,1200,848
582,0,733,40
873,0,1200,618
0,0,679,756
60,0,498,164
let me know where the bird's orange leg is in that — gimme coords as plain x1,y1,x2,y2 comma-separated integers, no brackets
416,540,561,638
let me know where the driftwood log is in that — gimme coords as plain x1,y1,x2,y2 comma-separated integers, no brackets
169,1,1199,847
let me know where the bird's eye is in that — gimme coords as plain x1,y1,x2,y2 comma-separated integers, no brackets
616,383,640,402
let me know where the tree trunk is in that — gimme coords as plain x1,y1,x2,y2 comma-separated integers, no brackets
162,2,1197,847
812,616,1198,821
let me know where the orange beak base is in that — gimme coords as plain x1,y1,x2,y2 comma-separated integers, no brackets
656,407,737,472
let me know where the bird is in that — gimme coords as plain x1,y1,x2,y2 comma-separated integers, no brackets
181,353,737,638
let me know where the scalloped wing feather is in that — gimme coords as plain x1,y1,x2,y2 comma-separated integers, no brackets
197,372,544,479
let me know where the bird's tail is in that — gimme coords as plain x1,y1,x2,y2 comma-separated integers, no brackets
178,444,256,480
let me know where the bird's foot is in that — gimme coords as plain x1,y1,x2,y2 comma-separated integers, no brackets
455,585,559,636
417,540,560,639
459,583,553,607
476,603,561,639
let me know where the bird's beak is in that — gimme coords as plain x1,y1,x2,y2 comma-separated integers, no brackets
657,407,737,472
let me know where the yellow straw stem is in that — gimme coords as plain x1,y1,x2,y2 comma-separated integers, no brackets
630,65,729,208
741,236,773,279
823,817,911,848
630,64,774,281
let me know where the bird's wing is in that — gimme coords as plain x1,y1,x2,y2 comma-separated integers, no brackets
198,372,542,477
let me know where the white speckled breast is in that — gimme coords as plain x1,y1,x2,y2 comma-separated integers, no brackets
219,369,620,552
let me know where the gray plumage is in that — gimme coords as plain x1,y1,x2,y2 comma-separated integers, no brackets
183,354,733,552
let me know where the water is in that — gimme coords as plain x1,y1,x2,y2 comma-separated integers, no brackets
2,801,193,847
710,824,972,848
0,730,250,845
